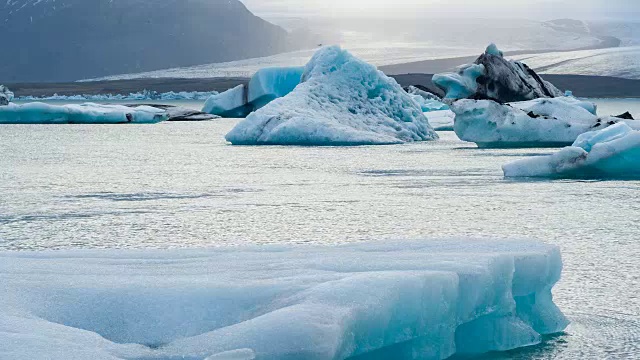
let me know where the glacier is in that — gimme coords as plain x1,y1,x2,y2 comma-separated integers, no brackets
451,97,640,148
0,85,14,106
225,46,438,146
202,67,304,117
503,122,640,179
433,44,564,103
0,238,568,360
16,90,219,101
0,102,168,124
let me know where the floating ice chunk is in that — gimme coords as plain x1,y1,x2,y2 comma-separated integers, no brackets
451,97,637,148
124,104,219,122
202,84,251,118
406,86,449,113
426,110,456,131
0,102,168,124
202,67,304,117
433,44,564,102
0,238,568,360
225,46,438,146
504,123,640,178
0,85,14,106
247,66,304,109
432,64,485,101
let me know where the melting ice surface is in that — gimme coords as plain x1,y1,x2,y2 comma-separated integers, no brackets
503,123,640,179
0,102,168,124
1,238,567,360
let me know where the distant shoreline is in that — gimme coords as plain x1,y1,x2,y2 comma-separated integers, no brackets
6,73,640,100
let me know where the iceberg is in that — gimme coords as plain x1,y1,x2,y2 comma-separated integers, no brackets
433,44,564,102
503,122,640,179
125,104,219,122
406,85,450,113
0,238,568,360
225,46,438,146
451,97,638,148
0,102,168,124
426,110,456,131
0,85,14,106
203,67,304,117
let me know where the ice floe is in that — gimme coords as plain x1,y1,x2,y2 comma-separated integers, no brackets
504,122,640,179
433,44,564,102
225,46,438,146
0,102,168,124
202,67,304,117
426,110,456,131
0,238,568,360
451,97,640,148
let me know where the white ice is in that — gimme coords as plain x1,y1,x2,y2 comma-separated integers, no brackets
202,67,304,117
225,46,438,146
0,238,568,360
17,90,219,101
504,122,640,178
0,102,168,124
406,86,449,113
451,97,638,148
426,110,455,131
432,63,485,101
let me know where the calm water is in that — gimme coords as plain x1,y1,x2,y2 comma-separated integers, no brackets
1,99,639,359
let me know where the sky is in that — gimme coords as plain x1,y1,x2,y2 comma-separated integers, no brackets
242,0,640,20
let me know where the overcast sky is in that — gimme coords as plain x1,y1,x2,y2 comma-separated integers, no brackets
242,0,640,20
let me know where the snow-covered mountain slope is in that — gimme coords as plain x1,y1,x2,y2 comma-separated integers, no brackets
0,0,298,82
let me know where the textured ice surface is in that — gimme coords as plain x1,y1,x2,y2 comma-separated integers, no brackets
0,102,168,124
226,46,437,145
451,97,639,148
17,91,219,101
426,110,455,131
434,44,563,102
0,238,568,360
0,85,14,105
202,84,251,118
406,86,449,113
203,67,304,117
504,123,640,178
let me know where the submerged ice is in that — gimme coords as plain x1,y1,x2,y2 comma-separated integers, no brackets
504,122,640,178
0,102,168,124
0,238,568,360
226,46,438,146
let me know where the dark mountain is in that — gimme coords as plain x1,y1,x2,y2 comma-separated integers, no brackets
1,0,297,82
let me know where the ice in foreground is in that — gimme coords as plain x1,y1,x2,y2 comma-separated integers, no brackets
451,97,639,148
202,67,304,117
433,44,564,102
0,102,168,124
0,238,568,360
504,122,640,178
226,46,438,145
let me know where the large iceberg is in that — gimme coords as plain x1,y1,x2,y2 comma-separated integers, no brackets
504,122,640,179
0,102,168,124
0,85,14,106
0,238,568,360
433,44,564,102
451,97,638,148
225,46,438,145
203,67,304,117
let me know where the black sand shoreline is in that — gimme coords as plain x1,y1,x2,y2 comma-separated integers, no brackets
6,73,640,100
